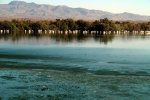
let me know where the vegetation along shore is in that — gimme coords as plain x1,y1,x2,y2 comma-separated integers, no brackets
0,18,150,35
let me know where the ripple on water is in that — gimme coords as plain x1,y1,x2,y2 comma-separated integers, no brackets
93,70,150,76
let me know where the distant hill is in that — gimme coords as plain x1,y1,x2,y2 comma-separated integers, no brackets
0,1,150,21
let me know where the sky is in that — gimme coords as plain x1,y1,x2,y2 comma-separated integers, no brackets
0,0,150,15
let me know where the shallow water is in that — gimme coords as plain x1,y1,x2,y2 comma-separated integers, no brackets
0,35,150,99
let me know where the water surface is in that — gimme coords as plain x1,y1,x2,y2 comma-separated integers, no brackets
0,35,150,99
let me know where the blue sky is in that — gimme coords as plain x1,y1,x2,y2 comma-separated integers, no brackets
0,0,150,15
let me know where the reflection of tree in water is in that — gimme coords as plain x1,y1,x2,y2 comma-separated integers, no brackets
0,32,41,42
50,34,90,43
94,34,115,45
76,34,90,42
49,34,114,44
0,34,22,42
0,34,10,41
0,33,148,44
50,34,76,43
120,33,147,41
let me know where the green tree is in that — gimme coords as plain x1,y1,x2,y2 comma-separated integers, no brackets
140,22,149,34
30,21,42,34
76,20,89,34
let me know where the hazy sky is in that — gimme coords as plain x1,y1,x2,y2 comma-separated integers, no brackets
0,0,150,15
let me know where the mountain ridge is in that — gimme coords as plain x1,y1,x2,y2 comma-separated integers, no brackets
0,1,150,21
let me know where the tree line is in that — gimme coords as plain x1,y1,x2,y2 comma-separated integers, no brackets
0,18,150,35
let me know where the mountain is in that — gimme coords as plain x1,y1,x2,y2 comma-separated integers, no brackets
0,1,150,21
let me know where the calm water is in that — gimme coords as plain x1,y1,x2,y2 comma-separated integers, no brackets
0,35,150,99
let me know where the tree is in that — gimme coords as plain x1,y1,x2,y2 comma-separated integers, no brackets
0,18,149,36
1,21,17,34
76,20,89,34
30,21,42,34
140,22,149,34
60,20,69,34
39,20,49,33
91,20,104,34
65,19,78,32
22,20,31,31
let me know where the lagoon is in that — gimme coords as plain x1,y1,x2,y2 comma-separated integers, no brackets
0,34,150,100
